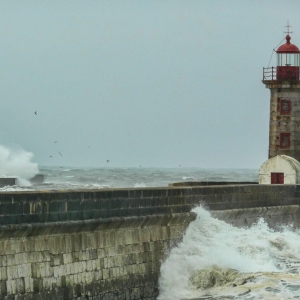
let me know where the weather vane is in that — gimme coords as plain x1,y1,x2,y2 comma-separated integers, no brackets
284,21,293,35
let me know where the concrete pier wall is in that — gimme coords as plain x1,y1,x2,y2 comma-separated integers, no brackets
0,184,300,299
0,178,17,188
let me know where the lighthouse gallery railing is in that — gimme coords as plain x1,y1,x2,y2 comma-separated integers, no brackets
263,66,300,81
263,67,276,80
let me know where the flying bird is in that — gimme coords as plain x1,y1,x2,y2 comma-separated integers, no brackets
54,141,58,143
34,111,38,115
107,160,110,163
58,151,62,157
49,155,53,158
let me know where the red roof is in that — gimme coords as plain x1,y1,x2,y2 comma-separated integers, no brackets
277,35,300,53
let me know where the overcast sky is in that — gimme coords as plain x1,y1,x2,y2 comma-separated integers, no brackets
0,0,299,168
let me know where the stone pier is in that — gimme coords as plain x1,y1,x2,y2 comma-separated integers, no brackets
0,184,299,299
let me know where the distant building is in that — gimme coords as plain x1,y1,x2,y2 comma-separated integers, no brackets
259,155,300,184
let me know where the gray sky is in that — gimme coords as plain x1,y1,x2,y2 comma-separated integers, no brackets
0,0,298,168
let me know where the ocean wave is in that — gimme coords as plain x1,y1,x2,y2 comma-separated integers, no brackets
158,206,300,300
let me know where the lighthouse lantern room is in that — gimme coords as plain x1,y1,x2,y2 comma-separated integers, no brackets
276,34,300,80
263,26,300,162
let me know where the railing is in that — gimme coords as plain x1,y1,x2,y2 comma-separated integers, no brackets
263,66,300,81
263,67,276,80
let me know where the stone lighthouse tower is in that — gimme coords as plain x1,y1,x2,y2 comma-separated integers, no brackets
263,30,300,161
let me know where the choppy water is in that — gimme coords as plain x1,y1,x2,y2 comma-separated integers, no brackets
0,167,257,191
158,207,300,300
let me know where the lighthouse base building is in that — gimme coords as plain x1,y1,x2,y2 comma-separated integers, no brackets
259,155,300,184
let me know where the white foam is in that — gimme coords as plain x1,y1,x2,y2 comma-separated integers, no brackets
158,206,300,299
0,185,32,191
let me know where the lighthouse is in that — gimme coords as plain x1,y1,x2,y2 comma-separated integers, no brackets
262,28,300,162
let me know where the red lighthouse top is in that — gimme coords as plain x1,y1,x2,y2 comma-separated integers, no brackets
263,24,300,81
276,35,300,53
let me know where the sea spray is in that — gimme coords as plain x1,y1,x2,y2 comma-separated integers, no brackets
158,206,300,299
0,144,39,184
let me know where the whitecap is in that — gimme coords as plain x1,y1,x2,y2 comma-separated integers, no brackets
0,186,32,192
134,183,146,188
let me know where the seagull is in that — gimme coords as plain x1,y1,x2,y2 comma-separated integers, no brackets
58,151,62,157
34,111,38,115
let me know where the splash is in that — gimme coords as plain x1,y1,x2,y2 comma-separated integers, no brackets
158,206,300,299
0,144,39,185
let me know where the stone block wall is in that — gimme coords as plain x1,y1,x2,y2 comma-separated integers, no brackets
0,184,297,227
0,214,194,300
265,81,300,160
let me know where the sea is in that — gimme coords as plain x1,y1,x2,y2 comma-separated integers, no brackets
2,167,300,299
0,167,258,191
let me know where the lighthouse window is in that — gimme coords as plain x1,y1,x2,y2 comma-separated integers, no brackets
278,53,300,66
280,133,290,148
280,99,291,114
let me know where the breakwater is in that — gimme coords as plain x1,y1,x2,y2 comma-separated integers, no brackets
0,184,300,299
